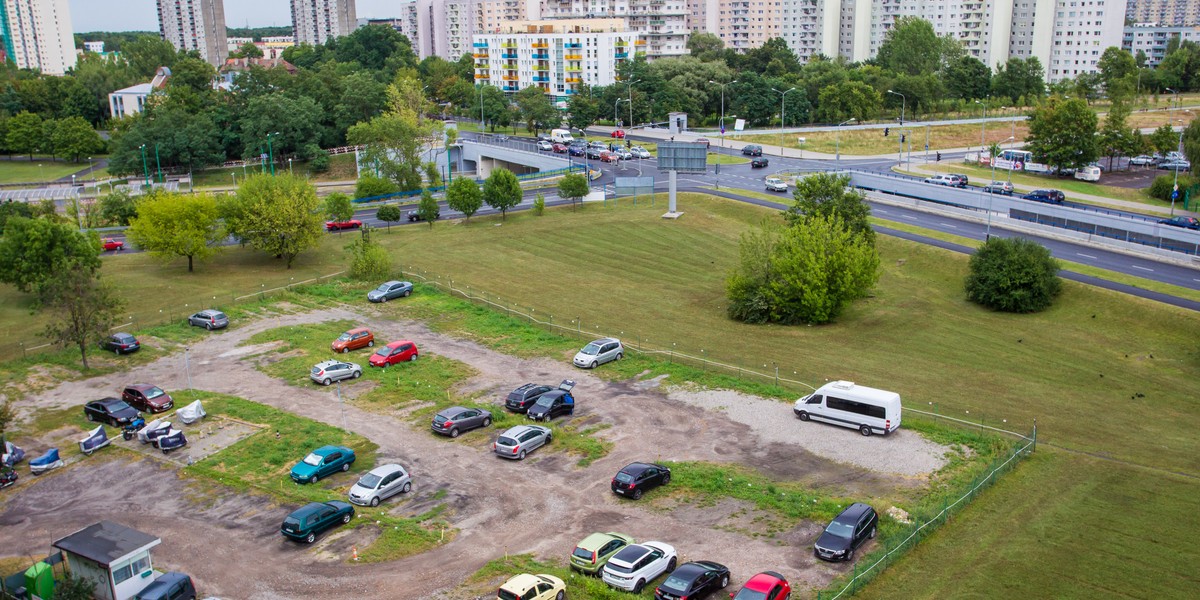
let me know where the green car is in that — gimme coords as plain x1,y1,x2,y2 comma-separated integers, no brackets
290,445,356,484
569,531,635,575
280,501,354,543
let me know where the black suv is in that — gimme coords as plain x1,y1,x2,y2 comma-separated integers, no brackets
505,383,554,413
814,502,878,561
611,462,671,500
1023,189,1065,205
407,208,439,222
742,144,763,156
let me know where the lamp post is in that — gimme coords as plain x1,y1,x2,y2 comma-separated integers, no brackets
771,87,797,154
479,83,485,130
709,79,738,151
266,132,279,176
887,90,906,165
154,143,162,183
615,98,626,127
624,79,640,127
138,144,150,187
288,158,293,175
1165,87,1180,112
1171,114,1191,215
975,98,988,152
835,118,856,163
716,115,736,189
986,135,1016,241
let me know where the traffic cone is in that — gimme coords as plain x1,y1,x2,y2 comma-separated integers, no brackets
352,546,359,561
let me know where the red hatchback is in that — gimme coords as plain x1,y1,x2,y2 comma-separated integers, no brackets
326,219,363,231
732,571,791,600
600,151,619,163
552,143,568,153
122,384,174,413
101,237,124,251
369,340,419,367
611,130,626,139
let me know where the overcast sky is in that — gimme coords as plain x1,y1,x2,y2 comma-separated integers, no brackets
69,1,399,32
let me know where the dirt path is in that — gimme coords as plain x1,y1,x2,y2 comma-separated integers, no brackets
2,307,948,599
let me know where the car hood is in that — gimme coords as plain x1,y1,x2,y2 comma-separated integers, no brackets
527,405,551,417
572,351,593,361
367,290,385,299
113,406,141,420
815,532,850,552
369,354,388,364
348,482,374,496
291,462,319,478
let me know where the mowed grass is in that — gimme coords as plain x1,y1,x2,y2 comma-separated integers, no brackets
911,162,1158,206
741,122,1031,155
0,159,93,184
190,153,358,188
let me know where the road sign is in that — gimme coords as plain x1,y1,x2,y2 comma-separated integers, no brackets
657,142,707,173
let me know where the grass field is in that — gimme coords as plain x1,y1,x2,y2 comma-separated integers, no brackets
908,162,1160,206
0,159,95,184
741,122,1032,155
190,153,358,188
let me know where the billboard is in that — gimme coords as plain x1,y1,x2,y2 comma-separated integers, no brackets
657,142,708,173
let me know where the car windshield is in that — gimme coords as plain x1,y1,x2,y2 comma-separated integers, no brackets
302,452,323,466
144,387,165,399
374,348,390,356
213,312,226,320
375,283,392,292
580,343,600,355
115,334,135,342
534,396,555,407
733,590,769,600
109,400,133,412
572,546,595,560
825,521,854,538
337,333,352,342
357,473,382,489
660,575,690,592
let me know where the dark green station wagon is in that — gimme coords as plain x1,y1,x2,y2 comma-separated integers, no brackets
281,501,355,543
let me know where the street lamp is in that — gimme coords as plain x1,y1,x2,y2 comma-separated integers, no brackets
1165,87,1180,112
975,98,989,151
715,115,736,188
985,135,1016,241
615,98,628,127
624,79,640,131
154,143,163,183
138,144,150,187
1170,113,1192,215
887,90,906,165
771,87,797,154
266,132,280,176
709,79,738,152
288,157,293,175
835,118,856,163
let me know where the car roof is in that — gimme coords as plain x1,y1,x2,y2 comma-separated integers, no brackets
152,572,189,585
834,502,875,522
610,543,652,564
127,383,157,391
501,424,548,437
619,462,659,475
291,502,329,517
744,571,787,591
500,573,542,592
113,332,136,339
199,309,222,315
385,339,413,348
311,445,348,455
367,463,405,477
437,405,471,416
97,396,125,406
672,561,719,578
314,359,347,368
576,531,627,550
589,337,618,344
344,327,370,334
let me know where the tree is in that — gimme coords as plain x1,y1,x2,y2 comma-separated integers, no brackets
483,168,522,219
239,93,326,162
49,116,104,162
324,192,355,222
0,201,34,231
445,176,482,221
48,571,97,600
41,261,124,369
991,57,1046,104
98,190,138,226
126,191,223,272
1183,118,1200,169
1024,97,1098,172
686,32,725,62
875,17,943,77
785,173,874,245
332,23,417,73
514,86,560,134
346,236,391,280
376,204,402,230
355,175,398,199
558,173,590,210
965,237,1061,313
230,41,264,59
6,111,43,159
726,216,879,325
944,56,992,100
1098,47,1138,100
417,189,439,228
815,81,882,123
0,217,101,295
1097,101,1136,170
223,174,324,268
168,57,218,94
334,71,388,134
566,85,601,131
123,35,177,77
472,84,509,132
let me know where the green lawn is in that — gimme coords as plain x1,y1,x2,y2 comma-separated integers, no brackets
0,159,94,184
910,162,1160,207
190,153,358,188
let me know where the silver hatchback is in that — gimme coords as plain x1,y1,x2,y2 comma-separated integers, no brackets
310,360,362,385
493,425,552,460
347,463,411,507
187,309,228,330
573,338,624,369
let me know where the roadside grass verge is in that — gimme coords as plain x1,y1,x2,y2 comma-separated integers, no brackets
0,159,94,184
467,554,655,600
907,162,1157,206
742,122,1033,155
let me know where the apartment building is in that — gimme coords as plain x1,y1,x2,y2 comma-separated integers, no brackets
1124,21,1200,67
292,0,357,46
0,0,75,75
541,0,689,57
359,11,421,51
473,18,641,104
156,0,227,66
1127,0,1200,27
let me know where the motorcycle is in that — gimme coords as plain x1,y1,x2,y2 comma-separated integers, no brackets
154,429,187,454
138,419,171,445
121,417,147,441
79,426,111,456
0,467,16,489
176,400,206,425
29,448,63,475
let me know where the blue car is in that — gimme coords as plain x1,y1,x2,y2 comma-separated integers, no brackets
290,445,356,484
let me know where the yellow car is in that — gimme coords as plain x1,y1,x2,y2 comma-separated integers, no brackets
497,573,566,600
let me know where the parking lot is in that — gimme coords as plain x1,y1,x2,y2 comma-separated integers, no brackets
2,307,953,599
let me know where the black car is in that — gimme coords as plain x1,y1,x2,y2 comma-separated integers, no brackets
407,208,439,222
654,560,729,600
750,158,769,168
612,462,671,500
505,383,554,413
814,502,878,562
1023,189,1065,205
741,144,763,156
526,389,575,421
83,397,140,427
1159,215,1200,230
134,572,196,600
586,147,604,160
99,332,140,354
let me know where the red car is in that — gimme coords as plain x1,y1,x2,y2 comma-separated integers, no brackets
122,383,174,413
600,151,619,163
731,571,791,600
101,237,124,251
611,130,626,139
325,219,363,231
368,340,419,367
552,143,568,153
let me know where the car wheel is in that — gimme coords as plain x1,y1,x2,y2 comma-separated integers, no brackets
206,323,213,331
401,481,411,493
113,348,121,355
555,592,563,600
342,513,351,524
845,548,855,561
517,450,527,460
632,488,643,500
305,533,316,544
667,557,677,571
589,361,597,369
545,433,552,443
409,354,418,362
369,496,381,507
403,290,411,297
859,425,872,437
720,575,729,588
663,473,671,485
869,526,876,539
322,378,332,386
450,428,460,438
123,431,133,441
633,580,645,593
616,352,623,361
368,340,374,347
341,347,349,354
382,296,389,302
341,463,350,472
352,370,361,379
310,474,319,484
798,411,810,421
482,417,492,427
86,412,95,422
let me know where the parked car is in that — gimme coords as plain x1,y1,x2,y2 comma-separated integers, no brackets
83,397,140,427
1159,215,1200,230
611,129,626,138
369,340,419,367
122,384,174,413
537,140,554,151
99,332,140,354
751,157,769,168
731,571,791,600
1129,155,1157,166
695,138,711,148
101,237,124,251
505,383,555,413
280,501,354,543
586,147,604,160
1074,165,1101,181
325,219,362,231
742,144,763,156
309,359,362,385
347,463,411,507
630,146,651,159
653,560,729,600
614,148,633,160
602,541,678,593
588,141,607,150
493,424,551,460
431,406,493,437
570,532,635,575
765,177,788,193
497,573,566,600
814,502,878,562
611,462,671,500
526,380,575,421
568,143,587,157
331,327,374,353
134,572,196,600
367,280,413,302
950,173,970,185
573,337,624,369
1158,159,1191,171
923,174,966,188
981,181,1014,195
600,151,620,163
552,142,568,153
290,445,356,484
408,208,440,222
1023,189,1065,204
187,309,228,330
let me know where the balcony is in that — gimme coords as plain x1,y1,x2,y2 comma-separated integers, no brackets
615,52,628,58
565,77,581,83
473,42,488,48
503,86,518,92
475,73,490,79
564,89,576,95
532,53,549,59
565,54,582,60
565,42,582,48
502,74,519,80
501,51,517,58
501,41,517,48
532,41,548,48
532,64,549,71
533,75,550,82
564,65,582,72
473,53,489,58
635,40,646,45
501,63,517,69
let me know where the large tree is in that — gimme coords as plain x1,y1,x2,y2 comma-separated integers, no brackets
991,57,1046,104
566,84,601,131
965,237,1062,313
223,174,324,268
0,217,101,295
445,176,483,221
1097,101,1137,171
1098,47,1138,100
558,172,589,210
815,81,882,123
483,167,522,220
126,191,224,272
1150,123,1179,156
472,84,510,132
239,93,326,161
49,116,104,162
944,55,992,100
785,173,874,245
6,111,43,159
40,261,124,369
323,192,355,223
875,17,943,77
514,86,561,134
1024,96,1098,172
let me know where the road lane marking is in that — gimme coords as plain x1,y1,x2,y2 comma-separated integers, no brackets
939,223,957,229
1132,265,1154,272
1076,253,1097,259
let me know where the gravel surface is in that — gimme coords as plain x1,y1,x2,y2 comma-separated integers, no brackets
668,389,951,477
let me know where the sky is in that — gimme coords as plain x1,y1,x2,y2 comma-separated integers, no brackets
69,0,399,33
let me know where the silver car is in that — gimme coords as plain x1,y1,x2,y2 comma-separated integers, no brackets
431,406,493,437
310,360,362,385
493,425,552,460
367,280,413,303
573,338,624,369
187,309,228,330
630,146,651,159
347,463,411,507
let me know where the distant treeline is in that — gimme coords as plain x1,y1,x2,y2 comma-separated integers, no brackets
75,26,294,51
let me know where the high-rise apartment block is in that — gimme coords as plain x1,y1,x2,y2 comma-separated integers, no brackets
0,0,75,75
156,0,228,66
1126,0,1200,27
1124,21,1200,67
541,0,689,58
292,0,357,46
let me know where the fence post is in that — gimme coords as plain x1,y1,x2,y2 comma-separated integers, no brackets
1031,419,1037,452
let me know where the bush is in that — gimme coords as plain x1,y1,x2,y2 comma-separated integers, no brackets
308,150,330,173
355,175,397,200
965,237,1061,313
533,193,545,216
347,236,391,281
1148,174,1196,201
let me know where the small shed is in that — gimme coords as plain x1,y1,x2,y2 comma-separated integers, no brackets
52,521,161,600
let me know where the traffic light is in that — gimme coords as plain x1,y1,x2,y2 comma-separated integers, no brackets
936,151,942,162
884,127,890,137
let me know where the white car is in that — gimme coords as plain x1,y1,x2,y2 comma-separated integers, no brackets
630,146,651,159
537,140,553,151
765,177,788,192
1129,155,1156,166
573,337,624,368
601,541,677,593
347,464,411,507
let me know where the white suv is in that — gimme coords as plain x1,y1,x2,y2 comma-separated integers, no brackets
573,338,624,368
601,541,677,593
765,177,788,192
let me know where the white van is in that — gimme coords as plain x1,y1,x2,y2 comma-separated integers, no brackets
1073,165,1101,182
793,381,902,436
550,129,574,144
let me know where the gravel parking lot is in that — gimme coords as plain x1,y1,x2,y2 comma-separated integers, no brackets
1,307,953,599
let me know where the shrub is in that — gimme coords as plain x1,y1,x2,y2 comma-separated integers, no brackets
965,237,1061,313
355,175,398,200
347,236,391,281
533,193,545,216
376,204,402,230
308,150,330,173
1148,174,1196,202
